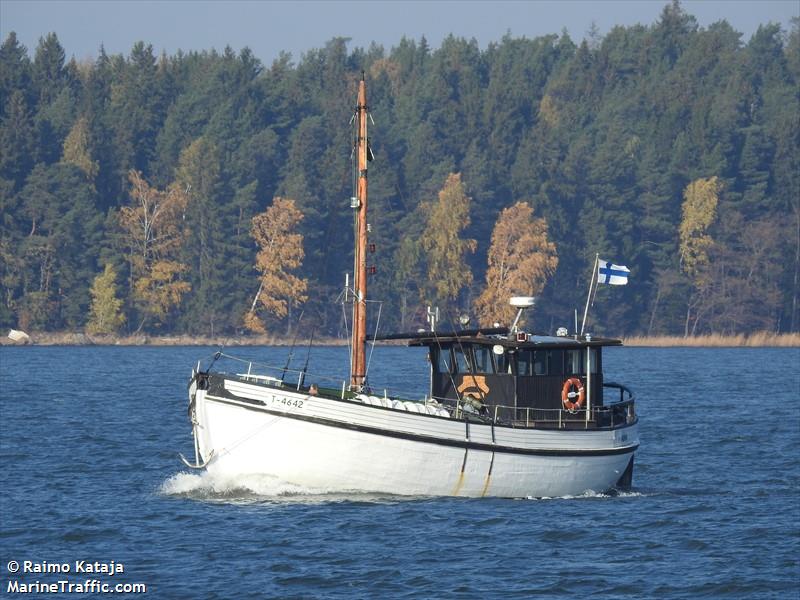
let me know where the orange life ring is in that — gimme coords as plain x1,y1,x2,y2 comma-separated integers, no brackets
561,377,585,411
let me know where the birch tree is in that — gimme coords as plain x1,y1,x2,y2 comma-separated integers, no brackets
679,176,720,281
419,173,476,307
474,202,558,326
119,170,190,330
246,197,308,333
679,176,720,335
86,263,125,334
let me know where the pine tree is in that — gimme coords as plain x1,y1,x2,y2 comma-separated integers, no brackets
32,33,66,105
0,90,35,188
174,137,232,334
0,32,32,116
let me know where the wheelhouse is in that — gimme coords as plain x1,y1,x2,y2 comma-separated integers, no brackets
374,327,629,427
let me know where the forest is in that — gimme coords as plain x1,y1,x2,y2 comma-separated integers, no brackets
1,1,798,338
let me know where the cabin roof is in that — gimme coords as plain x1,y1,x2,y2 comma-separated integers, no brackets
370,327,509,341
370,328,622,349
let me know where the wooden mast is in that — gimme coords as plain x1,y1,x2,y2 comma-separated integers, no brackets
350,74,369,389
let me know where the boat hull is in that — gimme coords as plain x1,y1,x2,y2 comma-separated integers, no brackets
189,375,638,498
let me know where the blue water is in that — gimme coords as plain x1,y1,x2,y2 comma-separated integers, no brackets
1,345,798,598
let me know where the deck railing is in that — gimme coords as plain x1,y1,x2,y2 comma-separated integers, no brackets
431,386,635,430
203,353,636,430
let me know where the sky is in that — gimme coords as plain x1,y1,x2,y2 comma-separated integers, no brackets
2,0,798,64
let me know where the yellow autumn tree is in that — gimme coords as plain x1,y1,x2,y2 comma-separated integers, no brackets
86,263,126,334
119,170,191,330
679,176,721,282
133,260,191,323
246,197,308,332
419,173,476,307
474,202,558,326
679,176,722,336
538,94,559,128
61,116,98,182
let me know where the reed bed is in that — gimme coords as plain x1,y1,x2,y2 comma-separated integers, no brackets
622,332,800,347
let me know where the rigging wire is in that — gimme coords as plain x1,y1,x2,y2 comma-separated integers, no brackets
430,326,461,409
280,309,305,383
363,299,383,389
341,296,352,378
446,310,490,409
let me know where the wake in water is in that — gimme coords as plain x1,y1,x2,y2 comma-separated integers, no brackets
524,489,650,501
159,470,418,505
161,471,310,500
160,470,648,504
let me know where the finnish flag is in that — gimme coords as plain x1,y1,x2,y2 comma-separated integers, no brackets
598,260,630,285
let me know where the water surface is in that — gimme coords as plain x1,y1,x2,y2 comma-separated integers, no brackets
1,345,798,598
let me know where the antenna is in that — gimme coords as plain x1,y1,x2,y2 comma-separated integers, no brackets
426,306,440,332
509,296,536,333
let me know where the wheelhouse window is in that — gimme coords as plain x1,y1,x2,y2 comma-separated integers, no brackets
435,347,452,374
516,349,563,376
533,351,548,375
434,345,504,375
516,350,534,376
547,350,564,376
565,348,599,375
453,346,470,373
566,349,584,374
473,346,493,374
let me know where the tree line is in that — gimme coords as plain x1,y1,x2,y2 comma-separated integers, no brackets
1,1,798,338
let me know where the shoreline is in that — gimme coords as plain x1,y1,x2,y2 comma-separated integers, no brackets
0,332,350,347
3,331,799,348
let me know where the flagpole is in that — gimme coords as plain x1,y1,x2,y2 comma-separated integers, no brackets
580,253,599,336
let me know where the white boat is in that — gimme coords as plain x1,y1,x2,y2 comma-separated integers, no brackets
182,76,639,498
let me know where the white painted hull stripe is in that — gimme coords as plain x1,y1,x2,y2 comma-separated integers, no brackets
205,394,638,458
